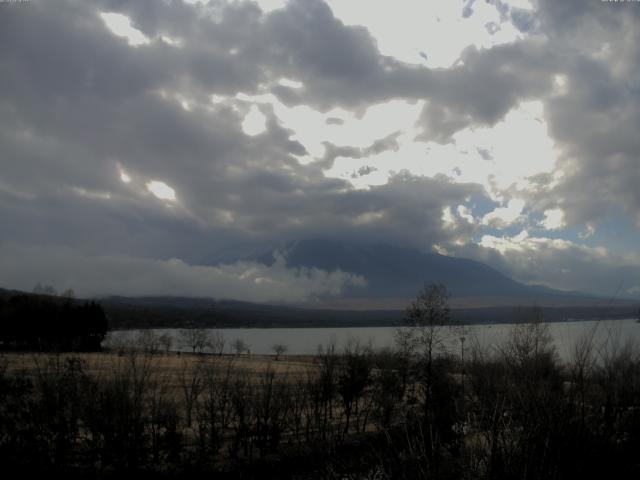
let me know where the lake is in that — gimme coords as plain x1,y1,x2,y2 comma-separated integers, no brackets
109,318,640,361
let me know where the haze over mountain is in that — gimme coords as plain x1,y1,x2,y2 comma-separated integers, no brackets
225,238,594,309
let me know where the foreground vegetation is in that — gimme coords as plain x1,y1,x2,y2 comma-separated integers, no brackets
2,285,640,478
0,293,107,351
2,321,640,479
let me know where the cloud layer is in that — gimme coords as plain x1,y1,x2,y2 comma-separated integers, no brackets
0,0,639,298
0,244,364,303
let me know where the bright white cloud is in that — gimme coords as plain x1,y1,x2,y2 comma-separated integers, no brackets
100,12,150,46
241,105,267,136
540,208,565,230
252,0,288,13
479,230,573,254
325,0,528,68
552,74,568,95
239,92,422,160
159,35,183,47
325,101,558,198
442,206,456,228
482,198,525,227
471,230,640,295
451,101,558,194
147,180,176,201
278,77,304,89
236,95,555,204
457,205,475,224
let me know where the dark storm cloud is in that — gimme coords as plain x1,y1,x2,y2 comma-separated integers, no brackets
462,0,476,19
510,8,538,33
0,1,482,298
522,0,640,228
353,166,377,178
97,0,554,124
418,41,558,143
1,0,638,298
317,132,401,170
264,1,556,128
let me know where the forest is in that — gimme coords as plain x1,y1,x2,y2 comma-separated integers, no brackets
0,293,108,351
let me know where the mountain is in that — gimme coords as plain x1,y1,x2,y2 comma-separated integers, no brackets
237,238,590,307
94,238,631,328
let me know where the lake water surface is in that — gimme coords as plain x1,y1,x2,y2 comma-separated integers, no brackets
110,318,640,361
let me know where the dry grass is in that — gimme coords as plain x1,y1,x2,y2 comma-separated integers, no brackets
1,351,318,382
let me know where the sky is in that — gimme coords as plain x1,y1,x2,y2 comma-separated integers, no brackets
1,0,640,302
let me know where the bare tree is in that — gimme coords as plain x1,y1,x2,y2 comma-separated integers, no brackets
396,281,464,446
158,333,173,355
503,307,556,368
401,283,456,379
272,343,288,360
313,342,338,440
210,330,226,356
180,327,210,354
137,330,161,355
179,360,203,428
102,331,134,355
232,339,249,356
195,360,235,460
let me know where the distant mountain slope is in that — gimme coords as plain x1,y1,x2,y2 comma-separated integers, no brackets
100,296,639,329
2,287,636,330
240,238,581,300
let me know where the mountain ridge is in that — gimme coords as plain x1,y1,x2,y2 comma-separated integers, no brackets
235,238,587,301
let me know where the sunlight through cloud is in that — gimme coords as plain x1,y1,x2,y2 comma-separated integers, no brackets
146,181,176,201
278,78,304,89
241,105,267,136
252,0,288,13
540,209,566,230
482,199,525,228
324,0,528,68
324,101,558,197
100,12,150,46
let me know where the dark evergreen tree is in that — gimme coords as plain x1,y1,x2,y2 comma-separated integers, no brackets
0,294,108,351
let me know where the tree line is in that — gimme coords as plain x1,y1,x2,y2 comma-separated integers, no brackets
0,293,108,351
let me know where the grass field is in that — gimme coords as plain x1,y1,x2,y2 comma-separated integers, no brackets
2,350,319,384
